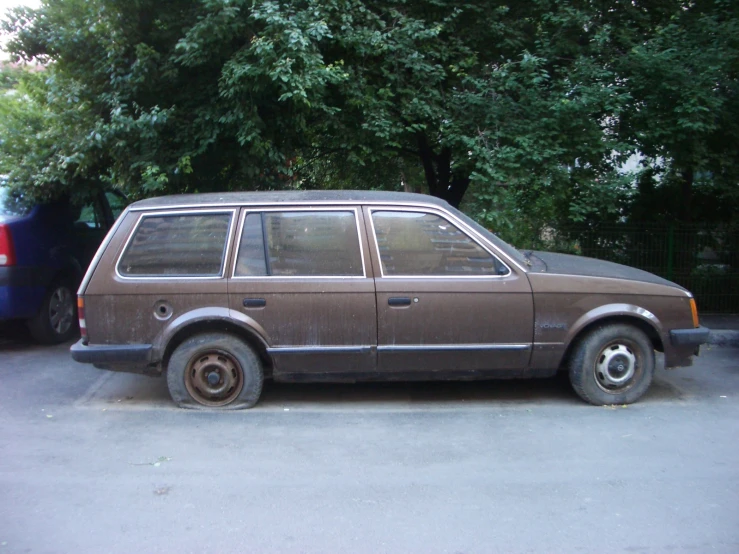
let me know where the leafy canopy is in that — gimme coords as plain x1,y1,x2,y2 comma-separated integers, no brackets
1,0,737,235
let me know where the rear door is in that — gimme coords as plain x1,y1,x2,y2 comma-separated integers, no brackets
365,206,533,373
227,206,377,376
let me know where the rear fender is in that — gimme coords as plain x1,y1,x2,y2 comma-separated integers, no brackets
151,307,270,362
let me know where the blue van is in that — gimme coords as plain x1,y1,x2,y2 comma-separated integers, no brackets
0,188,126,343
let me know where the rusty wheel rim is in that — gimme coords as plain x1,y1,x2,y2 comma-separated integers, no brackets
184,349,244,407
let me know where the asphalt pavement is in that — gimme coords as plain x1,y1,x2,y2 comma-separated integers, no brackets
0,329,737,553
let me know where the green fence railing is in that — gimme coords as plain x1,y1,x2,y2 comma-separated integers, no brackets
543,223,739,314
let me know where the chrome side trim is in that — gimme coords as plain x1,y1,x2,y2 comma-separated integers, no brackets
114,209,236,281
377,344,530,352
230,207,367,279
268,346,373,355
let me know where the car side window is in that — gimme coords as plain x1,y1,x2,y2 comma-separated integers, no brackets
371,210,506,276
73,198,105,230
118,212,232,277
234,210,363,277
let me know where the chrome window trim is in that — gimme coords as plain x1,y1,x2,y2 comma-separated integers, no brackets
367,206,512,279
230,207,367,280
115,209,236,281
128,200,527,273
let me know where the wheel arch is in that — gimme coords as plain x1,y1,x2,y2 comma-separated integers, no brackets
154,309,273,377
561,313,664,369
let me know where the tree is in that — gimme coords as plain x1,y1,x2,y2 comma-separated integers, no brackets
617,0,739,224
2,0,737,231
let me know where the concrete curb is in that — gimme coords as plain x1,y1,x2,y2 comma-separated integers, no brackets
707,330,739,347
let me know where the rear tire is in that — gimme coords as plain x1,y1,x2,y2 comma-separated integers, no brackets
27,278,78,344
568,324,655,405
166,333,263,410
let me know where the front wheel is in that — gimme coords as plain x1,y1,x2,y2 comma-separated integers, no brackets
166,333,263,409
568,324,655,405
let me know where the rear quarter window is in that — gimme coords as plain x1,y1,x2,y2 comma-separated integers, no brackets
118,212,233,277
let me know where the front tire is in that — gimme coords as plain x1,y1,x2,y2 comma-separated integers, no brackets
568,324,655,405
27,278,78,344
166,333,263,409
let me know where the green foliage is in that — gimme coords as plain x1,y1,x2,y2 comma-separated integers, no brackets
0,64,23,91
616,0,739,223
1,0,737,233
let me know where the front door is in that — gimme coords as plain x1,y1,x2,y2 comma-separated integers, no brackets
364,206,533,373
228,207,376,376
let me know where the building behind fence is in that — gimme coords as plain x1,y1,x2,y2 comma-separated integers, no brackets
541,223,739,314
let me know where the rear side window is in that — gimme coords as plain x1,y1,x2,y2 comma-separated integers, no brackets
119,212,232,277
234,210,363,277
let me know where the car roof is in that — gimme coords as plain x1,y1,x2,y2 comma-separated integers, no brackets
128,190,451,210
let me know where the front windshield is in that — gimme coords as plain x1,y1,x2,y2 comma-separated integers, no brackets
448,205,529,267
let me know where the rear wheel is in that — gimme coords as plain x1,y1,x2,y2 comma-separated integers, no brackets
166,333,263,409
568,324,655,405
27,278,78,344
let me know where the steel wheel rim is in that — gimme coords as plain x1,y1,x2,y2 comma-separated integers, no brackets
594,341,640,394
184,349,244,407
49,286,74,336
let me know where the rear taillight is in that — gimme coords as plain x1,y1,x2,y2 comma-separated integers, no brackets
0,224,16,266
78,296,88,342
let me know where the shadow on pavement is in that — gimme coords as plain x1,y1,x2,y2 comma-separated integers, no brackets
0,322,35,350
74,369,687,411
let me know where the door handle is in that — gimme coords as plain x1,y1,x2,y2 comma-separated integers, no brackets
243,298,266,308
388,297,412,307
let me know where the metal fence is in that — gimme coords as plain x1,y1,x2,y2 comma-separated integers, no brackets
542,223,739,314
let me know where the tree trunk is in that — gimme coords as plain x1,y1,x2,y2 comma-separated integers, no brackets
680,166,693,223
415,134,470,208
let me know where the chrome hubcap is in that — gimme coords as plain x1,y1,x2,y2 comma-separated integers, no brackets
595,343,637,390
49,286,74,335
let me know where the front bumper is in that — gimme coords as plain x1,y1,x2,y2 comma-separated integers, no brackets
70,339,152,365
670,326,710,347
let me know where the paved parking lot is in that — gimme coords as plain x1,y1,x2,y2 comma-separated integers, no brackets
0,330,738,553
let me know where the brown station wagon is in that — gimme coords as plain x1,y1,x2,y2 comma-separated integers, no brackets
70,191,709,408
